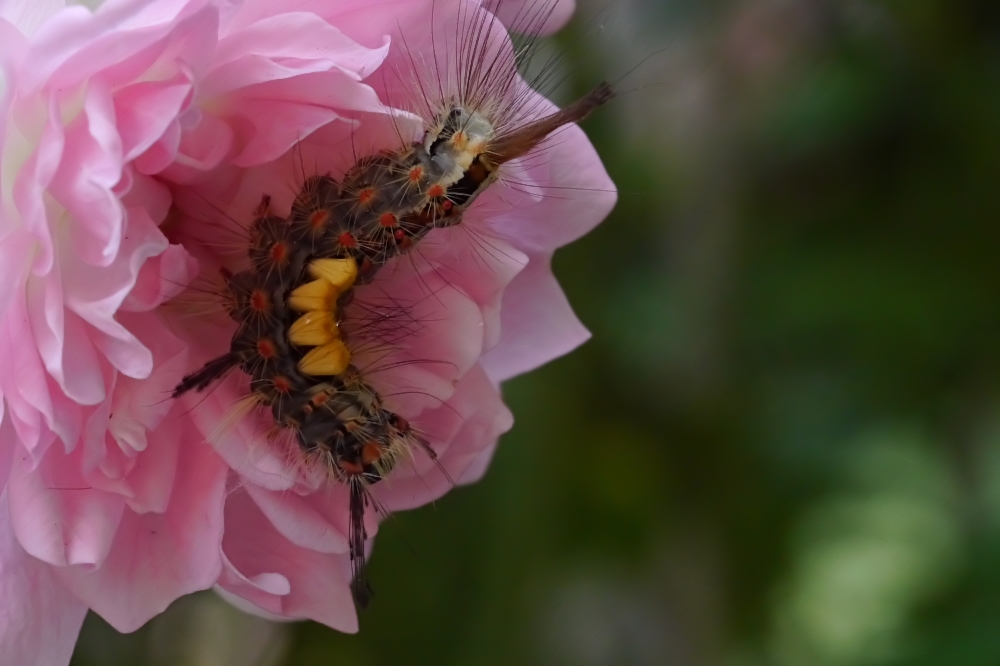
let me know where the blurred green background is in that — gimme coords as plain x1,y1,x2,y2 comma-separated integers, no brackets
71,0,1000,664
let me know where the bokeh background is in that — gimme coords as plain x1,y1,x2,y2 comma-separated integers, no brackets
71,0,1000,664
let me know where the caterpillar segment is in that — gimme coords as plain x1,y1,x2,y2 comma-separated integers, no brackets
172,82,614,608
174,208,421,607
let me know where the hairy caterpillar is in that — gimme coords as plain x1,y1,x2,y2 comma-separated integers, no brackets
171,0,614,608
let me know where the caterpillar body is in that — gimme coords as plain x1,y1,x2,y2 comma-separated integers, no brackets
172,0,614,608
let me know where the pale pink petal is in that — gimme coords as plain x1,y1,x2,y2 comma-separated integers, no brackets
0,231,32,349
480,252,591,382
0,0,65,38
0,292,63,457
114,76,193,162
85,317,189,512
150,9,391,179
48,81,124,268
121,243,199,312
120,171,173,233
168,109,235,174
244,484,348,555
350,264,486,416
185,390,293,492
399,225,528,350
485,121,617,255
373,365,513,511
0,492,87,666
213,580,291,621
221,68,392,167
203,11,386,98
132,115,182,175
21,1,212,93
457,441,500,485
483,0,576,35
12,94,64,274
116,417,179,514
227,99,343,168
219,488,358,632
53,427,228,632
107,313,189,450
8,442,126,568
33,297,107,406
224,0,403,41
0,417,14,494
0,21,25,210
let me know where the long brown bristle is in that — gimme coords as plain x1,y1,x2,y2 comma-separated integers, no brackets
485,81,615,166
349,482,373,609
172,352,239,398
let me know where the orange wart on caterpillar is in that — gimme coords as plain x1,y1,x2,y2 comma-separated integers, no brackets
161,0,617,617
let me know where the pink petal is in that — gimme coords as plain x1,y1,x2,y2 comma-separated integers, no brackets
48,81,124,268
409,225,528,350
480,252,591,383
173,105,421,236
120,242,199,312
58,207,188,382
114,76,193,162
219,488,358,632
80,382,116,478
54,426,228,632
236,66,388,113
219,68,393,167
0,283,80,457
485,121,617,255
0,491,87,666
483,0,576,35
168,109,235,174
0,318,54,459
213,579,291,621
0,0,65,38
225,0,402,44
227,98,343,168
205,11,386,96
24,258,109,407
85,1,220,90
132,117,182,175
0,231,32,350
185,374,303,492
76,314,188,509
244,484,348,554
65,302,147,389
116,414,180,514
0,21,26,226
108,312,189,448
8,441,126,568
22,0,212,94
456,441,499,485
0,417,14,494
119,170,172,230
12,94,64,274
373,365,513,511
349,264,486,417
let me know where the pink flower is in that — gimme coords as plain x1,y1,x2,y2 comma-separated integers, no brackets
0,0,611,660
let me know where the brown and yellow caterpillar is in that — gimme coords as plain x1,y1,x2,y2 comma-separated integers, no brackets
172,0,613,607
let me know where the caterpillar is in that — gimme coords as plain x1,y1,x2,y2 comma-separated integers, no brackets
171,0,614,608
